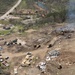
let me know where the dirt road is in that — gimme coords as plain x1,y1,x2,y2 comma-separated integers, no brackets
2,47,48,61
0,0,22,20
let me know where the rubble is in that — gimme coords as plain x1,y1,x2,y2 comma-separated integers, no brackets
58,63,62,69
48,50,60,57
14,67,18,75
5,38,27,47
37,62,46,73
2,61,9,67
53,23,75,35
17,38,26,46
3,26,11,30
0,54,9,67
0,55,4,62
21,52,35,67
46,50,60,62
5,56,9,60
46,56,51,61
1,22,75,75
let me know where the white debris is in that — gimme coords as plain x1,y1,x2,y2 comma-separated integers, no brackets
5,63,9,67
46,56,51,61
17,38,26,46
0,58,3,62
37,62,46,72
14,67,18,75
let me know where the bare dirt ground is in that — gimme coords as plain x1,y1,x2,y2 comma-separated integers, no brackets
1,24,75,75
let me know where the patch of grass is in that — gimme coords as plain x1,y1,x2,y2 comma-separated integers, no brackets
0,30,11,35
17,0,27,9
14,25,24,30
16,0,35,10
0,20,10,25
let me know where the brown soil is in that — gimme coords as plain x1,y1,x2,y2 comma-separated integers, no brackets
1,24,75,75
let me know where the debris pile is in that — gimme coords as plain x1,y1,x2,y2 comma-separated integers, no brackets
21,52,37,67
53,23,75,35
46,50,60,61
48,50,60,57
37,62,46,73
5,38,26,47
14,67,18,75
0,54,9,67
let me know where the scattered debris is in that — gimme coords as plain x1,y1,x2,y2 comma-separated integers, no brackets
48,50,60,57
34,44,41,49
58,63,62,69
3,26,11,30
14,67,18,75
53,23,75,35
0,55,3,62
64,33,72,39
21,52,35,67
17,38,26,46
2,61,9,67
5,38,26,47
46,56,51,61
46,50,60,62
5,56,9,60
37,62,46,73
0,54,9,67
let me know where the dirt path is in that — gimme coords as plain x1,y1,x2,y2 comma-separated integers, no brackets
2,47,48,61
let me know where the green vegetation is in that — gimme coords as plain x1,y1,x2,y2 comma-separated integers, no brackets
0,30,11,35
16,0,35,10
0,20,10,25
0,0,69,34
45,0,68,22
15,0,68,23
17,0,27,9
0,0,17,13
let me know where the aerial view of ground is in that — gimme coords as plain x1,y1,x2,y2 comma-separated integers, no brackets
0,0,75,75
